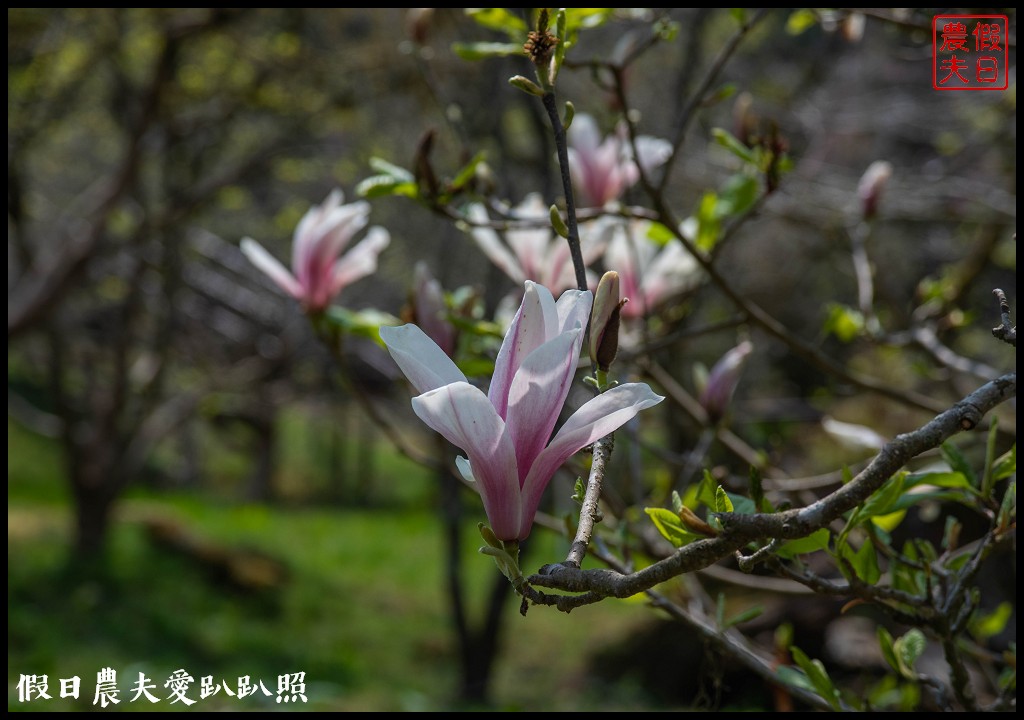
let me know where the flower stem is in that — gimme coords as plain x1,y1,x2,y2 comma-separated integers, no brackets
541,91,587,293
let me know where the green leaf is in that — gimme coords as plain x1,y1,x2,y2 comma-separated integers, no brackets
893,628,926,679
844,538,881,585
723,604,764,629
464,8,527,36
696,470,719,508
776,528,830,559
997,479,1016,532
790,646,842,711
971,601,1013,640
449,152,487,192
451,41,524,61
729,8,747,26
856,473,906,521
562,8,613,31
903,470,973,490
718,173,759,216
325,307,402,345
774,665,815,694
355,175,418,199
711,127,756,164
992,444,1016,482
645,507,702,548
644,221,676,245
877,626,900,675
670,490,684,515
941,442,978,489
715,485,734,513
786,9,818,35
824,303,865,342
368,157,415,182
694,192,721,252
455,357,496,379
982,417,999,496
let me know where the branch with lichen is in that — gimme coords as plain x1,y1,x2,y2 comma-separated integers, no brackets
521,371,1015,606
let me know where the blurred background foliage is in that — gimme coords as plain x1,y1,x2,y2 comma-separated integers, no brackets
8,8,1016,711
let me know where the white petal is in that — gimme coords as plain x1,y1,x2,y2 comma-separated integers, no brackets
412,382,521,540
330,226,390,294
379,324,466,394
518,383,663,539
505,327,583,477
467,204,526,284
456,455,475,483
240,238,304,299
489,281,557,419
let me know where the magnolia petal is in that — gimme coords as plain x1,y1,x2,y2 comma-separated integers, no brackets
489,281,558,419
554,288,593,334
316,200,371,260
568,113,602,154
518,383,663,540
633,135,673,175
506,327,584,483
467,204,527,285
379,324,466,394
641,239,700,310
329,226,390,295
240,238,305,300
504,194,552,282
455,455,475,483
412,382,522,541
292,189,345,276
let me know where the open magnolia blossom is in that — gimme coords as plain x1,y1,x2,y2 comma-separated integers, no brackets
466,194,606,295
380,281,664,541
567,113,672,209
603,219,701,321
241,189,390,313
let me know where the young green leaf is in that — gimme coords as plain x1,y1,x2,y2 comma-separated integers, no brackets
715,485,734,513
645,507,702,548
971,601,1013,640
452,41,524,61
711,127,756,164
893,628,926,679
941,441,978,489
775,528,830,559
790,646,842,711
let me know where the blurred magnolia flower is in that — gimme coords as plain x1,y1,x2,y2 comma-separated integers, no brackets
408,262,456,358
380,281,663,541
567,113,672,208
698,340,753,424
240,189,390,313
821,416,887,452
602,219,701,321
857,161,892,220
467,193,605,295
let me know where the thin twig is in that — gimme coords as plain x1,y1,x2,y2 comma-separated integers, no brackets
524,373,1014,600
991,288,1016,347
564,435,613,567
541,91,587,293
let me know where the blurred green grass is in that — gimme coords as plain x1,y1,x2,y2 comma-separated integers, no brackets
8,418,665,712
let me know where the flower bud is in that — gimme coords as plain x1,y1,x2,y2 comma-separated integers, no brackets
858,160,892,220
698,340,753,425
589,271,626,372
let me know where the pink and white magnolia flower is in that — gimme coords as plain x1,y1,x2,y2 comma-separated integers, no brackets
380,281,663,541
241,189,390,313
567,113,672,208
467,194,605,295
603,219,701,320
